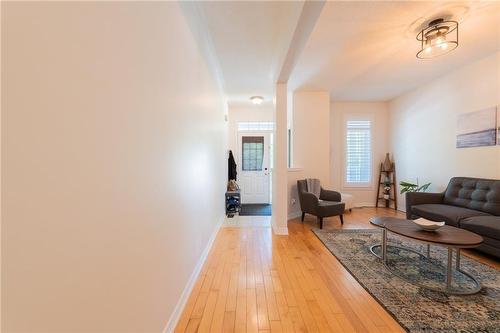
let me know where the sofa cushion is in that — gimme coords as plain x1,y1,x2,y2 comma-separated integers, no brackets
443,177,500,215
460,216,500,241
411,204,489,227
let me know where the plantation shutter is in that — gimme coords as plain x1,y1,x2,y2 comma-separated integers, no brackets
346,120,371,183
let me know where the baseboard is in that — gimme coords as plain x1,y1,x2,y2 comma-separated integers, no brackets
162,216,223,333
272,223,289,235
287,211,302,220
355,202,376,207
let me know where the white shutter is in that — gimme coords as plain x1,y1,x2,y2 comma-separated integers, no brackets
346,120,371,184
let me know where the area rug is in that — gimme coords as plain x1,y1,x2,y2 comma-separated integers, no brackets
239,204,272,216
312,228,500,333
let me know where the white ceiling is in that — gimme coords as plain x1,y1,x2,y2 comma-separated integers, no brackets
194,1,305,105
289,1,500,101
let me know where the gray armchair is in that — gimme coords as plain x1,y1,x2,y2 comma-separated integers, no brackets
297,179,345,229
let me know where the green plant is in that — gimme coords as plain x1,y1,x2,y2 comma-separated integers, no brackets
399,181,431,194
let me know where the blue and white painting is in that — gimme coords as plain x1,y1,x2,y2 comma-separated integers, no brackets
498,107,500,145
456,107,497,148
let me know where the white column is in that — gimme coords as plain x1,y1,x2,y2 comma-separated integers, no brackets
272,83,288,235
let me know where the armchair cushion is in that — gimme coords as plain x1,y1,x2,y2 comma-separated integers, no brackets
320,188,341,202
317,201,345,218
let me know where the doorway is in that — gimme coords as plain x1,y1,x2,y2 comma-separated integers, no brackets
237,132,271,205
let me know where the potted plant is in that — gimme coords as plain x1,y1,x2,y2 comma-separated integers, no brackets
383,186,391,199
400,180,431,194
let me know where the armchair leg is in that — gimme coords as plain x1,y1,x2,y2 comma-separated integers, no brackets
301,212,305,222
340,214,344,225
318,217,323,229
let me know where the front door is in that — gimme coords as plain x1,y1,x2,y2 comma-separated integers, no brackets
238,133,270,204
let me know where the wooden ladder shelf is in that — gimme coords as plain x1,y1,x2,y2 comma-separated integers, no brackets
375,162,397,210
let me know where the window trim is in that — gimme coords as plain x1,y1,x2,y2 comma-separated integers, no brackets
343,115,374,189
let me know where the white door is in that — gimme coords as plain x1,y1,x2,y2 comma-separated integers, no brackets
238,133,270,204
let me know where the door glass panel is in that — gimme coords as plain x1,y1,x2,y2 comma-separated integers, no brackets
242,136,264,171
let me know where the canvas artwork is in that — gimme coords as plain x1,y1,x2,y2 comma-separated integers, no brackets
456,107,497,148
498,107,500,145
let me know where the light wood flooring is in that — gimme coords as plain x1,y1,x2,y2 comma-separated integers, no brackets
175,207,499,333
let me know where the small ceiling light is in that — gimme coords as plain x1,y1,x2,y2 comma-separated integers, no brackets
416,18,458,59
250,96,264,105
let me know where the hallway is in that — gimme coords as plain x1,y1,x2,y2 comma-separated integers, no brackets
175,208,405,333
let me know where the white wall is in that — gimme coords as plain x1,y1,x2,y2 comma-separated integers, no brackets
287,91,330,218
2,2,226,332
227,104,273,163
331,102,390,207
389,52,500,211
273,84,289,234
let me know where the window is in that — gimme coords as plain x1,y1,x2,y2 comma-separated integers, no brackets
242,136,264,171
238,121,274,131
346,120,371,184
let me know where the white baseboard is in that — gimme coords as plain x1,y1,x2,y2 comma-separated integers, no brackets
272,223,289,235
287,211,302,220
355,202,375,207
162,216,223,333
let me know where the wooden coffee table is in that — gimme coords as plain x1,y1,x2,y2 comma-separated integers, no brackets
384,219,483,295
368,217,430,260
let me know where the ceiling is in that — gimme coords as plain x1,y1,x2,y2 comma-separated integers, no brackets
288,1,500,101
190,1,500,104
193,1,304,105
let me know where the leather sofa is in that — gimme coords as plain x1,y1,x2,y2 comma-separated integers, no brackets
406,177,500,258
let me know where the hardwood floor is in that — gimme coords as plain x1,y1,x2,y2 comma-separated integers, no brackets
175,207,499,333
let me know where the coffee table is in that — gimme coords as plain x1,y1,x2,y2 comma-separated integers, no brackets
384,219,483,295
369,217,429,260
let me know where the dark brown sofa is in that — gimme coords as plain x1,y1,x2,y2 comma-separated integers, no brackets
406,177,500,258
297,179,345,229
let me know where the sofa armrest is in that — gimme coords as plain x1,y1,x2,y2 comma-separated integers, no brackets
300,192,319,215
405,192,444,219
320,188,341,202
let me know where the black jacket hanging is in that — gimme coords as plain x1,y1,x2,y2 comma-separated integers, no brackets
228,150,237,181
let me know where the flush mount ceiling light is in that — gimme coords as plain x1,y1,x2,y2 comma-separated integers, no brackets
250,96,264,105
416,18,458,59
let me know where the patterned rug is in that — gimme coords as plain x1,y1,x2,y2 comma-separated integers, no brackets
312,228,500,333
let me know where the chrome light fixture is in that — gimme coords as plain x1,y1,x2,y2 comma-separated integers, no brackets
250,96,264,105
416,18,458,59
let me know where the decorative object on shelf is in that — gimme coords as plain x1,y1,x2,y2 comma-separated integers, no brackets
382,153,392,172
456,107,497,148
399,180,431,194
383,186,391,200
376,156,397,210
412,218,445,231
416,18,458,59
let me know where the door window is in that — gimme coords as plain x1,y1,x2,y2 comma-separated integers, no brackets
242,136,264,171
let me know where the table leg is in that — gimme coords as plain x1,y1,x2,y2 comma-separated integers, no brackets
446,247,453,290
382,228,387,263
426,244,430,258
456,248,461,270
